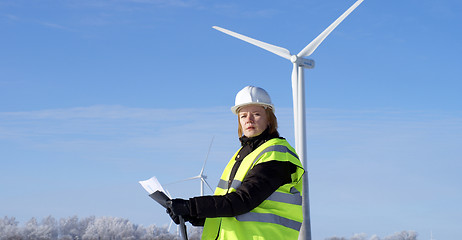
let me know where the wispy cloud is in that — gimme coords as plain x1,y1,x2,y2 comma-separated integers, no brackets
71,0,201,10
212,3,280,19
38,21,74,31
0,105,235,156
1,13,20,21
126,0,199,8
1,11,74,31
2,105,460,156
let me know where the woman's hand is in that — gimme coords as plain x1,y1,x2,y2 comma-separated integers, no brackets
166,198,191,224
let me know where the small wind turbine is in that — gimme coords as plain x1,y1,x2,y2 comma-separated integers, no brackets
169,137,214,196
213,1,365,239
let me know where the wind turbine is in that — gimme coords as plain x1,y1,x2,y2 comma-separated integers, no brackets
169,137,214,196
212,1,365,239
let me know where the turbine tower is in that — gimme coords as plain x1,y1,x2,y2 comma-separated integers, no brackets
213,1,365,239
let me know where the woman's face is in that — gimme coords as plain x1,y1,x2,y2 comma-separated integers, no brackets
239,105,269,138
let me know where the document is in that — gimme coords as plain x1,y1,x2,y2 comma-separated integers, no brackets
139,176,171,209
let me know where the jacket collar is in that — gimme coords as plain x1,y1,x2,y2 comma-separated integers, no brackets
239,128,279,148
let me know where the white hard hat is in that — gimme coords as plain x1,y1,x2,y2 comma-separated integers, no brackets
231,86,274,115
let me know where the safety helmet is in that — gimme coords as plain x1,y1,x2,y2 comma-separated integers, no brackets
231,86,274,115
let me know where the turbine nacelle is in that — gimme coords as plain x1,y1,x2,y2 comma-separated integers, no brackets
291,55,315,69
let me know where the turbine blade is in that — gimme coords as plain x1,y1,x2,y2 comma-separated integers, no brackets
202,178,214,192
213,26,292,60
200,136,214,175
297,0,364,57
166,176,200,185
168,220,173,232
165,189,172,199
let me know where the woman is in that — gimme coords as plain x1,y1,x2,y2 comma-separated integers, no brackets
167,86,305,240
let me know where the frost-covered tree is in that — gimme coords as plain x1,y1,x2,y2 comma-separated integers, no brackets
141,224,177,240
22,217,39,239
325,231,418,240
59,215,89,240
0,216,21,240
383,230,417,240
369,234,381,240
39,215,59,240
2,215,185,239
325,237,348,240
188,226,203,240
82,216,140,240
350,233,368,240
21,216,59,240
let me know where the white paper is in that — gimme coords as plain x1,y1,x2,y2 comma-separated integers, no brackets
139,176,167,195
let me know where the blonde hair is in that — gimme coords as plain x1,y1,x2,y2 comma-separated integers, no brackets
238,107,278,137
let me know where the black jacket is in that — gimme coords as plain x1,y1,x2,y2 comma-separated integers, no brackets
188,129,297,226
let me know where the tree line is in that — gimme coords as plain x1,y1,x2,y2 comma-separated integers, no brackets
0,216,201,240
1,215,418,240
325,231,418,240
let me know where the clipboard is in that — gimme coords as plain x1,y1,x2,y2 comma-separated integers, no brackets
149,190,171,209
139,176,188,240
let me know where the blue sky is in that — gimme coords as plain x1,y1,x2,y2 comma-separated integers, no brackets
1,0,461,239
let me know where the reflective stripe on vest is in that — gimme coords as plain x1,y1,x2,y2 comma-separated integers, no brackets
217,179,242,190
251,144,298,167
266,187,302,205
234,187,302,231
235,212,302,232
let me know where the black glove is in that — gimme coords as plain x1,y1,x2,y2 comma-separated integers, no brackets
166,198,191,225
166,208,180,225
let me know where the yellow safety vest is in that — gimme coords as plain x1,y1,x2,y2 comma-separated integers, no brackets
201,138,305,240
